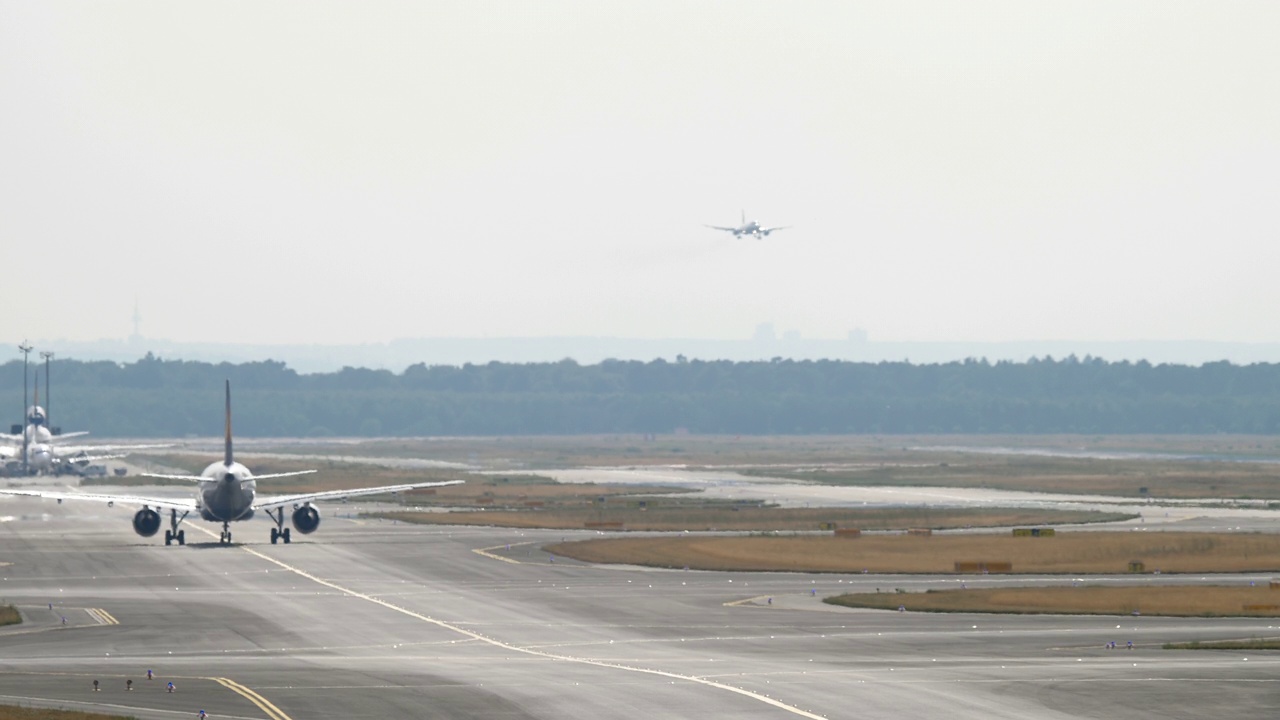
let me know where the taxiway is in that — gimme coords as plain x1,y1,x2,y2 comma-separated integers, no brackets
2,496,1277,719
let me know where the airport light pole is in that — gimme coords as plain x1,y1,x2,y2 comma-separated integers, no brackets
40,351,53,432
18,341,32,474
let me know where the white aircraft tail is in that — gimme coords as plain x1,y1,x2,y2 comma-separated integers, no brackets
224,379,233,466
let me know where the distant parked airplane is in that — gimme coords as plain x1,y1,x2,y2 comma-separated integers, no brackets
0,381,463,546
706,210,790,239
2,379,161,475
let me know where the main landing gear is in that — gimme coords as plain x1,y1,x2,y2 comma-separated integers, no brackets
265,507,291,544
219,522,233,545
164,508,188,546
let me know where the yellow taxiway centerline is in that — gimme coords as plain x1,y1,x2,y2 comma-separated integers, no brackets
470,542,534,564
213,676,293,720
722,595,774,607
87,608,120,625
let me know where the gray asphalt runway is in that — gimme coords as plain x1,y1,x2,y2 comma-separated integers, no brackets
2,496,1278,719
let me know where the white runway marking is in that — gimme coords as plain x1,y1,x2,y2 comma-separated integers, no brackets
197,521,827,719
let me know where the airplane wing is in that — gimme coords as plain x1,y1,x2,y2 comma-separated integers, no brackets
254,479,464,511
66,452,127,463
759,226,791,236
56,442,174,454
0,487,197,512
705,225,740,232
54,431,90,440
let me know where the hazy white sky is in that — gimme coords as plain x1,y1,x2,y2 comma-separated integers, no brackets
2,2,1276,346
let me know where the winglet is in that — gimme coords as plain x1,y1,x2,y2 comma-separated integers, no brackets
224,379,233,466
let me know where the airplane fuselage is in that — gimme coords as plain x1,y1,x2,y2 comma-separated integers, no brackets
197,461,257,522
25,426,53,444
27,443,55,471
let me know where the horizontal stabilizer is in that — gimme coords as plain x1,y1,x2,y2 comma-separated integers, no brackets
251,470,318,481
58,442,174,454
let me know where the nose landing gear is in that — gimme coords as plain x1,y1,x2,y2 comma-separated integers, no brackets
219,522,232,545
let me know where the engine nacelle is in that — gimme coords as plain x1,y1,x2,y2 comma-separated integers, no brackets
292,505,320,534
132,508,161,537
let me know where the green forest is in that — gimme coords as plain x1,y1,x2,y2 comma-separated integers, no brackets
3,353,1280,436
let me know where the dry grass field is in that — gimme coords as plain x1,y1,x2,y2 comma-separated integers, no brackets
375,507,1132,532
117,447,1280,501
109,457,1130,531
0,706,133,720
126,434,1280,501
750,455,1280,500
825,585,1280,617
545,532,1280,574
0,605,19,627
224,434,1280,500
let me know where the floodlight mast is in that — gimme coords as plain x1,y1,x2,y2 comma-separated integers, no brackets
18,341,32,474
40,351,53,431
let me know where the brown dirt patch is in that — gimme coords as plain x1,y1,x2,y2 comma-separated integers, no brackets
545,532,1280,574
377,507,1131,532
827,585,1280,617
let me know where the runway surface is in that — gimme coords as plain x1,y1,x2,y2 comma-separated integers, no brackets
2,495,1278,719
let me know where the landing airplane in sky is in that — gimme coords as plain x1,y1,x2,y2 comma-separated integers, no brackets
0,381,463,546
706,210,790,239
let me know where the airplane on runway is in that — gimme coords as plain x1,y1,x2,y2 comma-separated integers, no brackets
3,379,88,447
706,211,790,239
0,381,464,546
3,381,166,475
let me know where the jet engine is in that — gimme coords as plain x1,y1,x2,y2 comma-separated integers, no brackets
132,508,162,537
292,505,320,534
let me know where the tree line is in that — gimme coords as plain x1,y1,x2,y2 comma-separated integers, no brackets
3,353,1279,436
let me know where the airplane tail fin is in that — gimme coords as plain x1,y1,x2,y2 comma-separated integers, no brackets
224,379,233,466
741,209,746,225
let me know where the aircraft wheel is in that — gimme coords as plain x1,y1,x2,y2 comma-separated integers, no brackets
164,530,173,546
270,527,279,544
283,528,291,544
177,530,185,545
